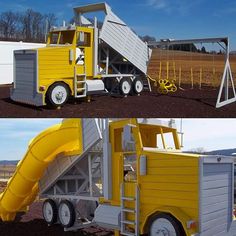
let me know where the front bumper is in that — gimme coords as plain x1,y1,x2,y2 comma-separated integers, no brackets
10,87,44,107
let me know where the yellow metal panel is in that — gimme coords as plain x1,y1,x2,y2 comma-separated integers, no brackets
148,167,198,175
146,158,199,167
141,175,198,183
142,182,199,192
141,190,198,201
141,197,197,209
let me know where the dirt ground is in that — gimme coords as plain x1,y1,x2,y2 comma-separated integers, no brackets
0,181,113,236
1,85,236,118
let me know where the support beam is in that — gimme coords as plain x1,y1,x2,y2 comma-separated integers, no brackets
216,59,236,108
88,154,93,197
149,37,229,61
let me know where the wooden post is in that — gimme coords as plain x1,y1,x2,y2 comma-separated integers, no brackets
159,61,162,81
166,61,169,80
173,62,176,81
199,68,203,90
191,68,194,89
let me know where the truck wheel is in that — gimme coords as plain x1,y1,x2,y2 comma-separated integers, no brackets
58,200,75,228
132,78,144,94
119,78,132,96
104,78,118,92
46,82,69,107
42,199,58,225
149,213,185,236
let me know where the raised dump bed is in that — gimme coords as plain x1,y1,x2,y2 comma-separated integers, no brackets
39,119,102,194
74,3,152,75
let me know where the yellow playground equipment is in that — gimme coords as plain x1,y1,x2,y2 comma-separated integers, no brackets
0,119,83,221
157,61,177,94
149,38,236,108
1,118,236,236
10,3,152,108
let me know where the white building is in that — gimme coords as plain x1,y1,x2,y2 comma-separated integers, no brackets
0,41,45,85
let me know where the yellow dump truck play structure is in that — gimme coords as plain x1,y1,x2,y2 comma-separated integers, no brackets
10,3,152,107
0,118,236,236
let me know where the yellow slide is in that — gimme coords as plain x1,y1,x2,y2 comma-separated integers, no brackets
0,119,83,221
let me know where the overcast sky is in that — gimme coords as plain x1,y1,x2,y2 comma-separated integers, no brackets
0,0,236,49
0,119,235,161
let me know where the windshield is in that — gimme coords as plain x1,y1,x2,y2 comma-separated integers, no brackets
139,124,179,150
48,31,75,45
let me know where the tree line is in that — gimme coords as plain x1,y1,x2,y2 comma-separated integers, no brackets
0,10,223,55
0,10,57,43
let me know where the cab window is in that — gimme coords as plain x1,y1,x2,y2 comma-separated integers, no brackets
49,31,75,45
124,154,137,182
50,33,59,44
140,125,177,150
77,32,91,47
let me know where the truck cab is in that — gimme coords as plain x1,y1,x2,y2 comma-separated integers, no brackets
10,25,105,108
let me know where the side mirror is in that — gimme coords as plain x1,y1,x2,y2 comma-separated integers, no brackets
69,49,74,62
140,155,147,176
79,32,85,43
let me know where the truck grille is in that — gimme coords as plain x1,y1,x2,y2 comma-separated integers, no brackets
10,50,43,106
200,163,232,236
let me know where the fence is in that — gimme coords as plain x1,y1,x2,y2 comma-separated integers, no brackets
0,165,16,180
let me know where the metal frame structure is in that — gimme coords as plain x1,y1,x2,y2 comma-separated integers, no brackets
149,37,236,108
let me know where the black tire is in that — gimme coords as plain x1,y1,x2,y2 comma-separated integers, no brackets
132,77,144,95
148,213,186,236
42,199,58,225
104,78,118,92
58,200,76,228
46,82,69,108
119,78,132,95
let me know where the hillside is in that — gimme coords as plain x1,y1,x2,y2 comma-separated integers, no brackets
0,160,18,165
204,148,236,156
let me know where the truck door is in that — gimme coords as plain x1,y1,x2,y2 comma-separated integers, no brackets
76,30,93,77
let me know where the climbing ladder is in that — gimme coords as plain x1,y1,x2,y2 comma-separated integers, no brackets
120,183,140,236
74,66,87,98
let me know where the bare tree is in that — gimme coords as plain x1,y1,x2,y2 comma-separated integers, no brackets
188,147,207,154
32,11,44,40
0,9,57,42
20,9,34,41
0,11,19,39
45,13,57,31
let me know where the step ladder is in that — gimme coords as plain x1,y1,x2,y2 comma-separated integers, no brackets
120,183,140,236
143,75,152,92
74,66,87,98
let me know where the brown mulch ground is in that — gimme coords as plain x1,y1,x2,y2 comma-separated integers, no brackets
0,201,113,236
1,85,236,118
